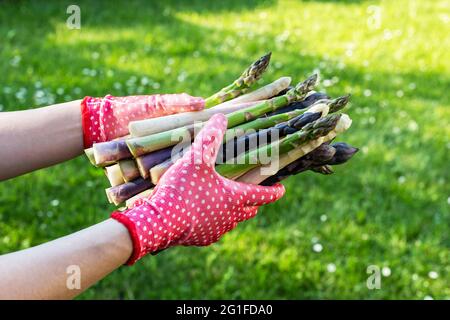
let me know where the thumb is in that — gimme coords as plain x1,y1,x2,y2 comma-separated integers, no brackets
190,114,228,167
223,179,285,207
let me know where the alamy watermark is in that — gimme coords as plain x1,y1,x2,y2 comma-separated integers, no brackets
366,265,381,290
366,5,382,30
66,264,81,290
66,5,81,29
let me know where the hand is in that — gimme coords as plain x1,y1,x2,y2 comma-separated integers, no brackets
81,93,204,147
112,114,285,265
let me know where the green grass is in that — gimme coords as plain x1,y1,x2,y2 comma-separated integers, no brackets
0,0,448,299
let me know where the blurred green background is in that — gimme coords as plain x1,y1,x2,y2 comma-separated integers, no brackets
0,0,448,299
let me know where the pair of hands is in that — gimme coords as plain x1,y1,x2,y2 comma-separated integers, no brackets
83,95,285,265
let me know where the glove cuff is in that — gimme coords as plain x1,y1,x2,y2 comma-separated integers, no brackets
80,96,106,148
111,194,184,265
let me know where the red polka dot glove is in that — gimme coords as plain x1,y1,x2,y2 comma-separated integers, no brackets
81,93,204,147
111,114,285,265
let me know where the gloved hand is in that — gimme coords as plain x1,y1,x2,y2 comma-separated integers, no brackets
81,94,204,147
111,114,285,265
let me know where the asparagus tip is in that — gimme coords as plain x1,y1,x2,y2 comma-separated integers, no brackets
329,142,359,165
329,94,351,113
296,73,319,94
284,74,319,103
260,52,272,65
241,52,272,84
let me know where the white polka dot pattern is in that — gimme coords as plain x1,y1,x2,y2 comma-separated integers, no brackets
80,93,205,147
111,114,285,265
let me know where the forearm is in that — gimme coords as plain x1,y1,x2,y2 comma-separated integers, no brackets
0,100,84,180
0,219,132,299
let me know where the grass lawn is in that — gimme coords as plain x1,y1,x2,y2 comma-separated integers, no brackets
0,0,448,299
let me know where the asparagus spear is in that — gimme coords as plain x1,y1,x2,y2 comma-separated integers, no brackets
110,150,174,188
215,113,342,179
225,74,318,127
105,177,154,205
273,85,293,97
261,143,336,184
306,142,358,175
222,109,304,142
325,142,359,165
105,164,125,187
219,76,291,106
118,159,140,182
127,123,200,157
136,147,173,179
149,145,190,184
266,91,329,116
204,53,272,108
93,139,132,165
129,100,262,137
127,74,319,157
260,142,358,185
150,158,174,185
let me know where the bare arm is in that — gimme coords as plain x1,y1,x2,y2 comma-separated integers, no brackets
0,219,133,299
0,100,84,180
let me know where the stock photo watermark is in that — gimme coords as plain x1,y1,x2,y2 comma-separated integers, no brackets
366,264,393,290
366,5,382,30
66,4,81,30
66,265,81,290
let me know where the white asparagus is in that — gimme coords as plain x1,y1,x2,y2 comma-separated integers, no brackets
238,114,352,184
306,100,330,116
129,101,263,137
220,77,291,106
105,164,125,187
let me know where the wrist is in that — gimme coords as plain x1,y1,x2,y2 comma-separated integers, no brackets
80,94,121,147
111,189,188,265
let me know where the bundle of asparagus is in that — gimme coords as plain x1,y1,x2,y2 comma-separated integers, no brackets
84,53,359,207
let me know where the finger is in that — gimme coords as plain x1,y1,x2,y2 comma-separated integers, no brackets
190,114,228,167
223,179,286,207
158,93,205,113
